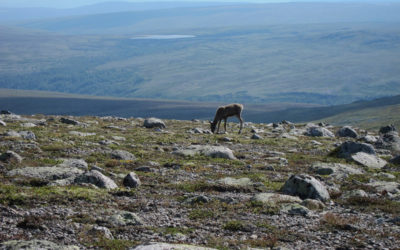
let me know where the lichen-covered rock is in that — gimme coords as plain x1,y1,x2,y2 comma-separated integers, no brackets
123,172,141,188
343,189,368,199
58,158,88,170
350,152,387,169
111,150,136,161
337,126,358,138
0,120,6,126
311,162,364,179
0,151,23,163
337,141,376,158
132,243,216,250
281,174,330,202
3,130,21,138
75,170,118,189
305,126,334,138
251,133,262,140
367,181,400,194
218,177,253,187
7,166,84,181
252,193,302,206
86,225,114,240
280,203,310,216
18,131,36,140
107,210,143,227
376,131,400,152
143,118,166,129
0,240,79,250
173,145,236,160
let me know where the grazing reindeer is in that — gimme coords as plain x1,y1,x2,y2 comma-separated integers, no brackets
210,103,244,134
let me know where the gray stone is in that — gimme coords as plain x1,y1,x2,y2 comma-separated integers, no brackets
305,126,334,138
58,158,88,170
123,172,141,188
75,170,118,189
0,120,6,126
18,131,36,140
280,203,310,216
107,210,143,227
134,166,154,172
0,151,23,163
311,162,363,179
301,199,325,210
337,126,358,138
68,131,96,137
361,135,378,144
218,177,253,187
343,189,368,199
281,174,330,202
87,225,114,240
99,139,119,146
390,155,400,165
4,130,21,138
337,141,376,158
367,181,400,194
7,166,84,181
21,122,36,128
351,152,387,169
251,133,262,140
173,145,236,160
111,150,136,161
60,117,80,125
379,125,396,134
184,195,211,204
376,131,400,151
112,136,126,141
143,118,166,129
132,243,216,250
0,240,79,250
252,193,302,206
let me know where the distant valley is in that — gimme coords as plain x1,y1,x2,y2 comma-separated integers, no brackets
0,2,400,106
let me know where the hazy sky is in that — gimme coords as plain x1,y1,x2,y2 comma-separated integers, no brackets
0,0,373,9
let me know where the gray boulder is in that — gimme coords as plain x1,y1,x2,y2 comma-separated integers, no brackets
379,125,396,134
367,181,400,194
337,141,376,158
68,131,96,137
337,126,358,138
218,177,253,187
18,131,36,140
60,117,80,125
376,131,400,152
107,210,143,227
0,151,23,163
311,162,363,179
0,120,6,126
123,172,141,188
86,226,114,240
74,170,118,189
350,152,387,169
58,158,88,170
390,155,400,165
132,243,216,250
251,133,262,140
305,126,334,138
4,130,21,138
173,145,236,160
361,135,378,144
281,174,330,202
280,203,310,216
143,118,166,129
343,189,368,199
0,240,79,250
111,150,136,161
252,193,302,206
184,195,211,204
7,166,84,181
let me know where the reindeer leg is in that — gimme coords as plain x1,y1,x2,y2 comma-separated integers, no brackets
224,118,227,133
237,115,243,134
217,120,221,134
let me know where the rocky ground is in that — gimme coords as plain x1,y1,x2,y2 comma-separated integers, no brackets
0,113,399,249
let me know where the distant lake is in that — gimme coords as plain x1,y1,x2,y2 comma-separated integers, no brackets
131,35,196,40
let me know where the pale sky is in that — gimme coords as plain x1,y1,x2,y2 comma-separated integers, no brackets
0,0,375,9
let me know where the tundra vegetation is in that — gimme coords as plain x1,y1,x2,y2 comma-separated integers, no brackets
0,113,399,249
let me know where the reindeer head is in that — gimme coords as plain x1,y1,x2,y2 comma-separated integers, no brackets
210,121,216,133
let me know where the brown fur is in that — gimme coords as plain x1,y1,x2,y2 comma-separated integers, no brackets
210,103,244,134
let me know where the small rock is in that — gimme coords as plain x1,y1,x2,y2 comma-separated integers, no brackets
132,243,215,250
343,189,368,199
21,122,36,128
60,117,80,125
337,141,376,158
111,150,136,161
58,158,88,170
252,193,302,206
367,181,400,194
99,139,119,146
18,131,36,140
4,130,21,138
143,118,166,129
379,125,396,134
251,133,262,140
184,195,211,204
75,170,118,189
69,131,96,137
0,240,79,250
0,120,6,126
0,150,23,163
361,135,378,144
218,177,253,187
281,174,330,202
87,225,114,240
390,155,400,165
7,166,84,182
112,136,126,141
351,152,387,169
107,210,143,227
337,126,358,138
280,203,310,216
123,172,141,188
135,166,154,172
173,145,236,160
305,126,335,138
301,199,325,210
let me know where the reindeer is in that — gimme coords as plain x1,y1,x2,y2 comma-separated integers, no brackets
210,103,244,134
